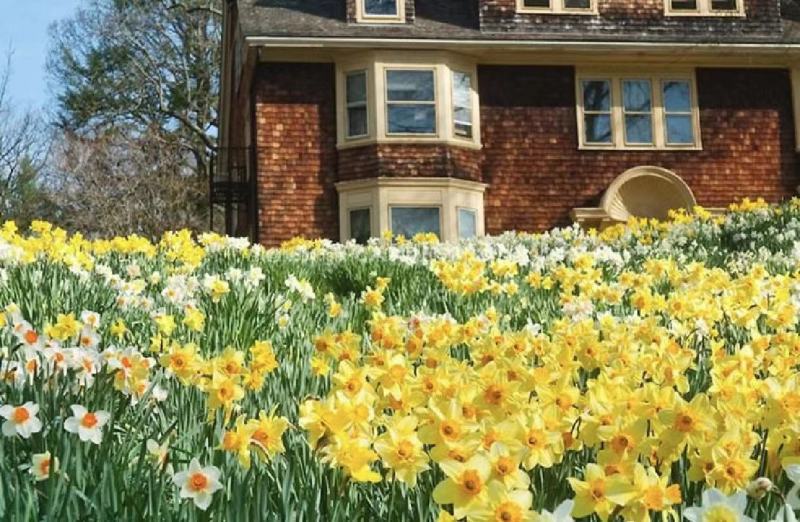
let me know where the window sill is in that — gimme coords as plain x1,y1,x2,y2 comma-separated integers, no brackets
663,10,745,16
516,8,598,15
578,144,703,151
337,136,483,151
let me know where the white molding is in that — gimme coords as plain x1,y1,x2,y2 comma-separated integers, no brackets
516,0,598,15
336,177,487,242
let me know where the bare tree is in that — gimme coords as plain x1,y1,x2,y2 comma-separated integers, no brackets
0,53,50,223
48,129,207,238
48,0,221,178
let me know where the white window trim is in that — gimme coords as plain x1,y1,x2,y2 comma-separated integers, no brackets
336,177,487,242
356,0,406,24
516,0,598,15
575,68,702,151
664,0,745,17
336,51,481,151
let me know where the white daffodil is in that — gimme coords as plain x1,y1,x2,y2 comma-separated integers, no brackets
535,500,574,522
172,458,223,511
0,402,42,439
683,488,755,522
63,405,110,445
30,451,57,481
785,464,800,510
771,505,798,522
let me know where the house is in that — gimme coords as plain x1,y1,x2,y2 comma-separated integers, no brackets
217,0,800,246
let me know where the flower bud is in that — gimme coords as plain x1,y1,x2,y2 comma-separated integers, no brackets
746,477,774,499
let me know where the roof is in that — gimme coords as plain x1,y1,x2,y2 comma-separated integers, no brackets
235,0,800,45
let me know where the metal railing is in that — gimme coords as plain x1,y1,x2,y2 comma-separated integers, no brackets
209,147,257,240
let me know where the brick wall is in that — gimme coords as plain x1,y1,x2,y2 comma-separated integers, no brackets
338,144,482,181
253,63,339,246
479,0,781,37
479,66,798,234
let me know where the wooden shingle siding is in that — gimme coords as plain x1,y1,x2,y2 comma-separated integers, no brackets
479,0,782,37
478,65,797,234
253,63,340,246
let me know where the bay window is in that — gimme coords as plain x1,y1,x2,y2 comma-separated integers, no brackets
336,51,481,149
336,178,486,242
576,70,701,150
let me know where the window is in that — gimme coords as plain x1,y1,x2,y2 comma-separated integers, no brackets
452,71,474,139
665,0,743,15
336,52,481,149
662,80,695,145
357,0,405,23
386,70,436,135
581,80,613,145
336,178,486,242
622,80,654,145
576,71,700,150
346,71,368,139
349,208,371,244
517,0,597,14
391,207,441,238
458,208,477,239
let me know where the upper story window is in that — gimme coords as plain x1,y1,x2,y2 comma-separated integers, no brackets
357,0,406,23
386,70,437,135
576,69,701,150
517,0,597,15
665,0,744,16
336,51,481,150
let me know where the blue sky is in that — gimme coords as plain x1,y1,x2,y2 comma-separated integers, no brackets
0,0,83,108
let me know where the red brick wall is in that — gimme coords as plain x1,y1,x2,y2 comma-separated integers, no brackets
253,63,339,246
479,0,781,36
338,144,482,181
479,66,798,234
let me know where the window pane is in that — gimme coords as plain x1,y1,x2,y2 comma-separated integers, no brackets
458,209,477,239
346,72,367,104
622,80,652,112
523,0,550,6
350,209,371,244
584,114,612,144
565,0,591,8
364,0,398,15
582,80,611,112
670,0,697,9
625,115,653,144
663,81,691,113
391,208,441,238
666,115,694,144
387,70,434,102
347,107,368,137
453,72,473,139
711,0,737,9
387,105,436,134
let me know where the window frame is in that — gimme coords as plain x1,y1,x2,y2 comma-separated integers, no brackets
389,205,444,239
516,0,598,15
356,0,406,24
345,70,369,140
384,67,438,137
664,0,744,17
621,78,655,147
451,70,475,140
575,69,702,151
347,206,373,245
457,207,478,240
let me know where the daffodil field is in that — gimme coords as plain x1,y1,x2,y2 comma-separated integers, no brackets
6,199,800,521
